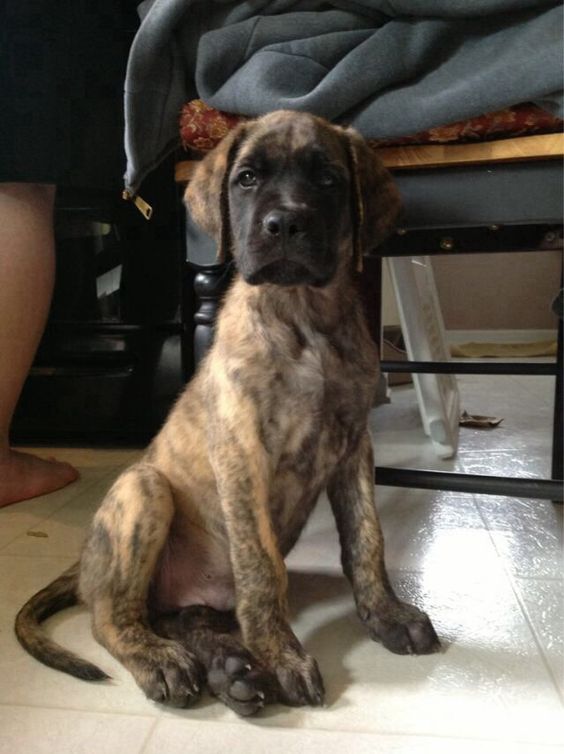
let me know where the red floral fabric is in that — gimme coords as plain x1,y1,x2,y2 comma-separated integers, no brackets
179,100,244,152
179,99,562,153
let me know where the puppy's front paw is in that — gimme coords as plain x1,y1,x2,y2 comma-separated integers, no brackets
274,650,325,707
364,600,441,655
130,641,204,707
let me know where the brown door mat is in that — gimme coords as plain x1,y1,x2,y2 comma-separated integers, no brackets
450,340,557,358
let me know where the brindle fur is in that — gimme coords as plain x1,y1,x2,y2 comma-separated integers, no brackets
15,111,440,715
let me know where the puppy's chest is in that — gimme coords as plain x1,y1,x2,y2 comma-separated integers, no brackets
261,332,374,471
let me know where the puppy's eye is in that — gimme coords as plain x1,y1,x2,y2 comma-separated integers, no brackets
237,169,257,188
316,171,338,188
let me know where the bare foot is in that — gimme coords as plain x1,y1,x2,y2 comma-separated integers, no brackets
0,449,79,507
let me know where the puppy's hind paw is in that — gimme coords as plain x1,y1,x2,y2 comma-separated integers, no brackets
207,648,277,717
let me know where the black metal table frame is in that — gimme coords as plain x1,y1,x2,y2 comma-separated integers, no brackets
372,159,563,502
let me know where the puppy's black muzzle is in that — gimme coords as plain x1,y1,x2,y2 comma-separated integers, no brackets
262,209,307,241
241,205,336,287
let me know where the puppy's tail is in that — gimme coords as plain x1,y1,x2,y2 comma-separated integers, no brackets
14,562,109,681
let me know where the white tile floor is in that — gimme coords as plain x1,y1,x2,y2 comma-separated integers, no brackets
0,373,562,754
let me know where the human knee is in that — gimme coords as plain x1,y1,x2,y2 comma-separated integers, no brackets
0,182,56,211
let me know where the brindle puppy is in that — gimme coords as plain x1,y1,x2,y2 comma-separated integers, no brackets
15,111,440,716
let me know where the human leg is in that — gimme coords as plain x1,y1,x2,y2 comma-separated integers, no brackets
0,182,78,507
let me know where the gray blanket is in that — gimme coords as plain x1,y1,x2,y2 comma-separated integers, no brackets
124,0,563,194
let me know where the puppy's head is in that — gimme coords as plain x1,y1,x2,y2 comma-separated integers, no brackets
185,111,399,286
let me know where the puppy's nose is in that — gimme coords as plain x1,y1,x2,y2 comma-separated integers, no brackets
262,210,305,238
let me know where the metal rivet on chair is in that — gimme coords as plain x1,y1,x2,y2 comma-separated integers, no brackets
439,236,455,251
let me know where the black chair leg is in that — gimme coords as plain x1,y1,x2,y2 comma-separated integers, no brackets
552,312,563,485
192,263,233,367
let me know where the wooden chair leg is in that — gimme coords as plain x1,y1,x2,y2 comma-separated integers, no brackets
192,263,234,367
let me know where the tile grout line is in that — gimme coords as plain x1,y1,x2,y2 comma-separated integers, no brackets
138,715,161,754
0,478,97,553
127,713,564,749
0,699,161,719
0,553,79,562
504,573,564,707
0,700,561,749
0,467,125,555
472,494,564,706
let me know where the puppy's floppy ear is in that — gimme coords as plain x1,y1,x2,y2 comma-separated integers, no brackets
342,128,401,272
184,122,251,263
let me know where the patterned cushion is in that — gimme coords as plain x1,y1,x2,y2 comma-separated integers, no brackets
179,99,562,154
